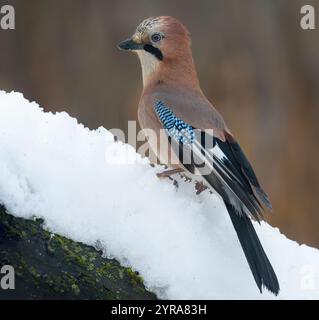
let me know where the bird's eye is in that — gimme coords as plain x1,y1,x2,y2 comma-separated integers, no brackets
151,33,162,43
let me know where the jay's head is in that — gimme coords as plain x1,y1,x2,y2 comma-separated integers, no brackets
118,16,193,84
118,16,191,61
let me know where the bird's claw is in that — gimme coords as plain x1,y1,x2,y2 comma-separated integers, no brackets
195,181,209,195
156,168,184,179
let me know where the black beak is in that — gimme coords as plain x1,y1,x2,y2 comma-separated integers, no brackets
118,38,143,51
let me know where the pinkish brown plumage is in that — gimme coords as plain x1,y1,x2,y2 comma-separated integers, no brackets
119,16,279,295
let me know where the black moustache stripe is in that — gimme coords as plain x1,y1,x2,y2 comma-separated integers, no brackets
143,44,163,61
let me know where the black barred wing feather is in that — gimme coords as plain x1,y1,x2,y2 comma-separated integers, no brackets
154,100,195,146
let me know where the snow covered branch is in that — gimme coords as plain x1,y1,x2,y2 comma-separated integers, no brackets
0,91,319,299
0,205,156,299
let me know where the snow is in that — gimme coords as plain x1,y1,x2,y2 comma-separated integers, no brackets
0,90,319,299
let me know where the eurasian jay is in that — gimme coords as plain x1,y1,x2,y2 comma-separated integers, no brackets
119,16,279,295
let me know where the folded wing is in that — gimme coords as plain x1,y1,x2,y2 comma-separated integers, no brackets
154,99,279,294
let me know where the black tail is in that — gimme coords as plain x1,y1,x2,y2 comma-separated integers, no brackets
167,127,279,294
225,202,280,295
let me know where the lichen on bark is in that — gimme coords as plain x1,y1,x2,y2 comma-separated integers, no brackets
0,205,157,300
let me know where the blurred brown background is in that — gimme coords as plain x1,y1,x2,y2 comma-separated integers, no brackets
0,0,318,247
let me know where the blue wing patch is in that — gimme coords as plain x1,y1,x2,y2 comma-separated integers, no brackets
154,100,195,145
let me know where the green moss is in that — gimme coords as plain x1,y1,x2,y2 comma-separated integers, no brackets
71,284,80,296
0,206,157,300
126,267,144,287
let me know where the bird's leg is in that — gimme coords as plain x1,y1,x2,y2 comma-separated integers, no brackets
156,168,184,190
156,167,184,179
195,181,209,195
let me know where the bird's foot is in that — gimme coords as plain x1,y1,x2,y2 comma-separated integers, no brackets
156,168,184,179
156,168,183,190
195,181,209,195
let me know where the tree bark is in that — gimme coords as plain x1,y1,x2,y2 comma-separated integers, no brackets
0,205,157,300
